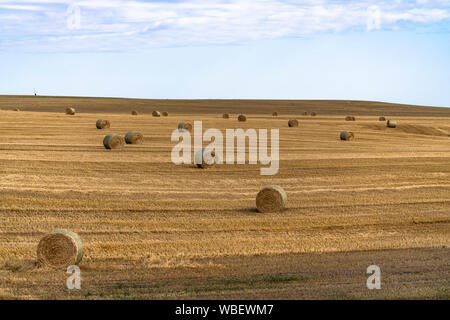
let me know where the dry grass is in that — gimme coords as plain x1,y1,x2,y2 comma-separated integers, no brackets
3,95,449,116
0,96,449,299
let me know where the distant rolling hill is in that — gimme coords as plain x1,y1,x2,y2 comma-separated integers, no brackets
0,95,449,116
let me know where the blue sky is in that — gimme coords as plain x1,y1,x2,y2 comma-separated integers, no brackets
1,0,449,107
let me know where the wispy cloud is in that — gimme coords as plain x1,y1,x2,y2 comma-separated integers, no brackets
0,0,449,52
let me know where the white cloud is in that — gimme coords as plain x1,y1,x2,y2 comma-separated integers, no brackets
0,4,42,10
0,0,449,52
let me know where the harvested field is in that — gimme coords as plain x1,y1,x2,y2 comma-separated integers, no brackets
0,96,449,300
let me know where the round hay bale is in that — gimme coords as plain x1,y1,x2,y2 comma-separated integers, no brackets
178,122,193,132
272,112,278,116
125,131,143,144
387,120,397,128
96,119,110,129
37,230,83,269
103,134,124,150
223,113,230,119
345,116,356,121
311,112,317,116
152,110,161,117
14,108,20,112
303,112,308,116
162,112,169,117
256,185,287,213
66,107,76,115
238,114,247,122
340,131,355,141
379,116,386,121
194,148,216,168
131,110,139,115
288,119,299,127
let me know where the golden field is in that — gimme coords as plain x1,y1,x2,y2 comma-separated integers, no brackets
0,96,449,299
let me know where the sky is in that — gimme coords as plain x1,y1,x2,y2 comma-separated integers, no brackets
0,0,449,107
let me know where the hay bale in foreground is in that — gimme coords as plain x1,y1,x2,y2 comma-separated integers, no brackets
340,131,355,141
66,107,76,115
345,116,356,121
288,119,299,127
311,112,317,116
387,120,397,128
162,112,169,117
178,122,193,132
125,131,143,144
379,116,386,121
256,185,287,213
152,110,161,117
223,113,230,119
131,110,139,115
272,112,278,116
96,119,110,129
238,114,247,122
194,148,216,168
103,134,124,149
37,230,83,269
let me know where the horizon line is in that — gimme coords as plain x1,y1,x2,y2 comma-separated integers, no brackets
1,94,448,109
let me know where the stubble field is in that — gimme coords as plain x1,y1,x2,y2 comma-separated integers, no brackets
0,96,449,299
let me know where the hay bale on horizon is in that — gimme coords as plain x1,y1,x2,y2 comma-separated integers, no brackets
152,110,161,117
238,114,247,122
131,110,139,115
345,116,356,121
288,119,299,127
194,148,216,169
387,120,397,128
37,230,83,269
223,113,230,119
125,131,143,144
14,108,20,112
303,112,308,116
272,112,278,116
103,134,124,150
379,116,386,121
340,131,355,141
96,119,110,129
162,112,169,117
311,112,317,116
66,107,76,115
256,185,287,213
178,122,193,132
